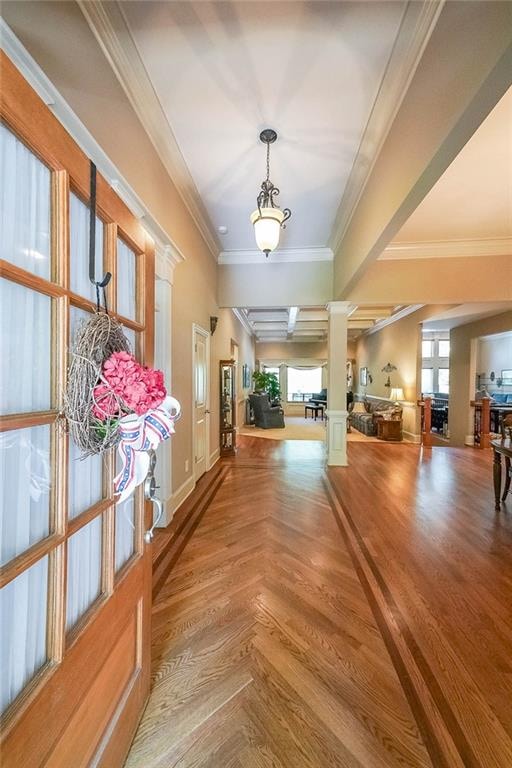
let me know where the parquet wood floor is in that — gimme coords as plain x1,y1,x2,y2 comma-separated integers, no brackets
125,437,512,767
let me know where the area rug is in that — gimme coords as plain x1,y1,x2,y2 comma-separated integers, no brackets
239,417,380,442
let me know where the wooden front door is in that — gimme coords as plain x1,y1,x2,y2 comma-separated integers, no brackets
0,54,154,766
193,326,209,481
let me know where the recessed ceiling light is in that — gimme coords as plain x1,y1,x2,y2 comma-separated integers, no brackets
218,225,228,235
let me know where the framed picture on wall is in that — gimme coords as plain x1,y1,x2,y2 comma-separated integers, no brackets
242,363,251,389
360,367,368,387
502,369,512,381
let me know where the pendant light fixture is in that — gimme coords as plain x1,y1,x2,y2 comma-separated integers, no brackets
250,129,291,257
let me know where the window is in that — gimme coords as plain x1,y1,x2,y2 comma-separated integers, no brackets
438,368,450,394
438,340,450,357
421,368,434,394
421,333,450,395
264,366,279,377
287,367,322,402
422,340,433,358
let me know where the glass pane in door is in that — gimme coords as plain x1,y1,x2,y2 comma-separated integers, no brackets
70,192,104,301
0,124,51,280
66,516,103,630
115,496,135,573
0,279,51,415
0,424,51,566
68,437,104,520
0,555,49,714
117,238,136,320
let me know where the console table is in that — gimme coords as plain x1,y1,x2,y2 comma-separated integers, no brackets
491,438,512,510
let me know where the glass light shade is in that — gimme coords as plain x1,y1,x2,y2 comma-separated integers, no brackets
250,207,285,254
389,387,404,403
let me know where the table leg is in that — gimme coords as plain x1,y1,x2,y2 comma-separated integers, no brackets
493,449,502,511
502,457,511,502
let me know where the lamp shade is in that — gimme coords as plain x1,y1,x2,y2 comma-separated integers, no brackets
250,207,285,254
389,387,404,403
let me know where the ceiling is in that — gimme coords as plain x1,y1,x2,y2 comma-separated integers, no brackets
387,85,512,247
422,303,512,331
118,0,408,252
240,304,404,343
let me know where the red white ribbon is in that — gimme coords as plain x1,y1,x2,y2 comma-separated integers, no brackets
114,396,180,502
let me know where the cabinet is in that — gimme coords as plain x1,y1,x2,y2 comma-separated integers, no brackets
377,418,403,442
220,359,236,455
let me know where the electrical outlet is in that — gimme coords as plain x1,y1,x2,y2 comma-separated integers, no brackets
185,459,189,473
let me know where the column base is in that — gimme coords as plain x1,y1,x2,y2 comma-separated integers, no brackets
326,409,348,466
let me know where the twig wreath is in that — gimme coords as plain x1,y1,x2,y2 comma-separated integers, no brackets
64,311,131,456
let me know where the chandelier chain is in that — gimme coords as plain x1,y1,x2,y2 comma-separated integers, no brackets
266,140,270,183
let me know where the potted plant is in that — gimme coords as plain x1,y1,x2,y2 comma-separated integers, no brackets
252,371,281,404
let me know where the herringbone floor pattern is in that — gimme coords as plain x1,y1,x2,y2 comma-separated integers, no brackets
125,461,432,767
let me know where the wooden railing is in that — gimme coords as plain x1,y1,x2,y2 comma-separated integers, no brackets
417,396,432,447
470,397,491,449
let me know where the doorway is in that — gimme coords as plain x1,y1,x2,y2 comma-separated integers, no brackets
192,324,210,481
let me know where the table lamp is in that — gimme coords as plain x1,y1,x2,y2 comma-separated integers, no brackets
389,387,404,405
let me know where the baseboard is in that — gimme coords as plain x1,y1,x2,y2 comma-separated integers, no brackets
403,431,421,444
171,475,195,513
209,447,220,468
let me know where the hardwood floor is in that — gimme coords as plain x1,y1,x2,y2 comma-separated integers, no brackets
125,437,512,767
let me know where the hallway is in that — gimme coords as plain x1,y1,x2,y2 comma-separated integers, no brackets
127,440,430,767
125,438,512,767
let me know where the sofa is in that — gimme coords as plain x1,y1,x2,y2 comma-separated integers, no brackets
249,393,285,429
349,397,402,436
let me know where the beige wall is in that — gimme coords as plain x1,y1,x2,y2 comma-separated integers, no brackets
476,334,512,381
218,261,333,308
449,311,512,446
354,306,453,438
3,3,255,496
256,341,327,362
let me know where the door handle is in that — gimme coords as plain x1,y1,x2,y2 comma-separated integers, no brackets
144,496,163,544
205,409,210,414
143,448,163,544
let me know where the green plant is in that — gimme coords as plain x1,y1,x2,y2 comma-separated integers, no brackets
252,371,281,402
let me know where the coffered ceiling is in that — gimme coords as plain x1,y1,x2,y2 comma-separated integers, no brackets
80,0,441,258
239,304,406,343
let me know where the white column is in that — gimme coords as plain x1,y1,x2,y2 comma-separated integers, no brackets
326,301,352,466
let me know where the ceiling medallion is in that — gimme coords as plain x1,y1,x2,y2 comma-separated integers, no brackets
250,129,291,257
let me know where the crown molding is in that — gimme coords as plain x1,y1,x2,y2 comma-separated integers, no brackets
78,0,220,261
154,237,185,285
0,19,186,273
232,308,254,337
365,304,424,335
380,236,512,260
219,247,333,265
329,1,444,255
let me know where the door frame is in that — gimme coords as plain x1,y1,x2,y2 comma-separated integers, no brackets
192,323,210,481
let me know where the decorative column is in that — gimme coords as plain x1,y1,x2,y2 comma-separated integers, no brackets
326,302,352,466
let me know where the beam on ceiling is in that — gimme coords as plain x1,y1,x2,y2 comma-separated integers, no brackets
346,255,512,305
287,307,299,339
333,1,512,299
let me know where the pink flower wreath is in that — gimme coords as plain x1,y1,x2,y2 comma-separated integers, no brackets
92,351,167,420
